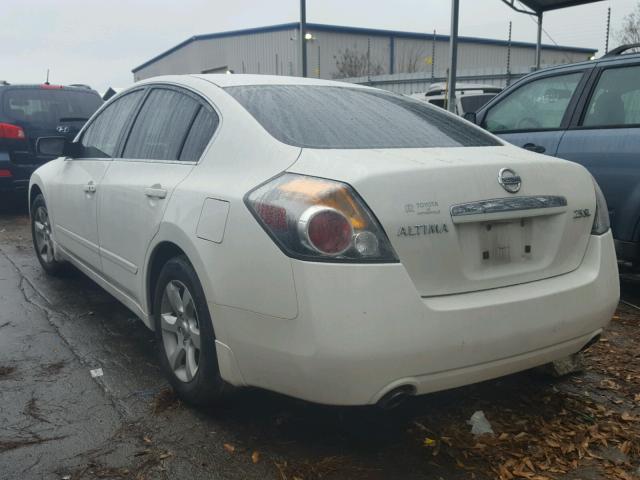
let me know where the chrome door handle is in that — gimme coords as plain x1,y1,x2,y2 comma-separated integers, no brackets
84,182,96,193
144,186,167,199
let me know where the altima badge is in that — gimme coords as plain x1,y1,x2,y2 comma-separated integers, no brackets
498,168,521,193
398,224,449,237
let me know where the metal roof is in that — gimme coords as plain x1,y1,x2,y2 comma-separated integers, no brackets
515,0,604,13
132,22,596,73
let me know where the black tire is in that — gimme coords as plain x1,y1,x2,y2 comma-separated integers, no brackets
31,194,66,276
153,255,227,406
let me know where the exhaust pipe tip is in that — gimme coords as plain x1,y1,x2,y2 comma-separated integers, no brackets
376,385,416,410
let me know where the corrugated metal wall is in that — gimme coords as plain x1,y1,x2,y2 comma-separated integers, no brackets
133,28,300,81
133,27,594,85
208,28,300,76
341,69,527,94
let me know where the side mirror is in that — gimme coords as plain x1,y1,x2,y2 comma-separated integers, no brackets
463,111,477,124
36,136,81,158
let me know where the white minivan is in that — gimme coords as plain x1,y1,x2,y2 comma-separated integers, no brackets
411,82,502,116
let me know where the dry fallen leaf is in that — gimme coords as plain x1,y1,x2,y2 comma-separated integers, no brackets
251,451,260,464
620,412,637,422
223,443,235,454
423,437,437,447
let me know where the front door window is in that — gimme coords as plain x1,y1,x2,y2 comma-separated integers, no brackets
484,72,583,133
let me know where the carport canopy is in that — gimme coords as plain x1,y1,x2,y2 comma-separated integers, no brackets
501,0,605,68
510,0,604,13
446,0,604,112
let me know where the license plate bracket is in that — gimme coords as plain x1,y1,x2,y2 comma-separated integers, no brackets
480,218,532,264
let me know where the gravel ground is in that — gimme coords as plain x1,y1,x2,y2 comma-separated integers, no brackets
0,197,638,480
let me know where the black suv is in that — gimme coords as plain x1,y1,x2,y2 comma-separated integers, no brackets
0,83,102,193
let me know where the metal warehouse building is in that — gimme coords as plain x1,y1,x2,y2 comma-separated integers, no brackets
132,23,595,91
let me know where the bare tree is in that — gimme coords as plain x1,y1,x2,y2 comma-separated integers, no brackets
332,47,384,79
616,2,640,45
397,44,428,74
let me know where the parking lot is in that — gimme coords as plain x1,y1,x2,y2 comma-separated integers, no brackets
0,201,638,480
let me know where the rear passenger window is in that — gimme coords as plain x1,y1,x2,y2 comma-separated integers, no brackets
179,107,218,162
81,91,143,158
123,89,199,160
582,65,640,127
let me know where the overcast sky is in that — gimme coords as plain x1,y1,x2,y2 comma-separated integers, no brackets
0,0,636,93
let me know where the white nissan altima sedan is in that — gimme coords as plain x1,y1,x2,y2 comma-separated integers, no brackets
29,74,619,406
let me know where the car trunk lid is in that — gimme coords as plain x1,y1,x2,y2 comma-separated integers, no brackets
289,146,596,296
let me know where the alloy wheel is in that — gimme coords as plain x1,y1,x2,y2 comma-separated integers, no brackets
160,280,201,383
33,206,55,264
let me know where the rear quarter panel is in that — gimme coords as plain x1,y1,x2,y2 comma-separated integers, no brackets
144,77,303,336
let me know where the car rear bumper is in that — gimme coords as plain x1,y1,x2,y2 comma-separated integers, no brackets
214,230,619,405
0,178,29,192
0,151,36,192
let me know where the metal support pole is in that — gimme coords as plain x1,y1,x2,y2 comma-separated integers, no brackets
506,21,512,86
431,30,436,81
447,0,459,113
300,0,307,77
535,12,543,70
605,6,611,54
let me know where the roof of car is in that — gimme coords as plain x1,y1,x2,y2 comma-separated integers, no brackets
131,74,369,90
528,50,640,76
190,74,369,89
0,83,99,93
497,50,639,91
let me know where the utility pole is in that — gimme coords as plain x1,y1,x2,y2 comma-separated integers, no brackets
446,0,459,113
506,21,512,86
300,0,307,77
535,12,543,70
367,37,371,82
431,30,436,81
605,6,611,54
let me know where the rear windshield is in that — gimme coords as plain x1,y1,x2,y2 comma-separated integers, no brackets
2,88,102,126
460,94,496,114
226,85,501,149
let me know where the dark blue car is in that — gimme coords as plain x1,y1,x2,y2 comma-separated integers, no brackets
0,83,102,193
469,45,640,265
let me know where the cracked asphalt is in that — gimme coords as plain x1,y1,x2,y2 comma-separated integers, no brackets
0,195,638,480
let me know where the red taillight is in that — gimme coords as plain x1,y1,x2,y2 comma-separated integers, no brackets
0,122,25,139
245,173,398,262
0,169,12,177
255,203,287,231
302,207,353,255
40,84,64,89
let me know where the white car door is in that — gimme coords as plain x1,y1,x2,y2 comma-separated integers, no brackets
50,90,144,272
97,87,218,301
